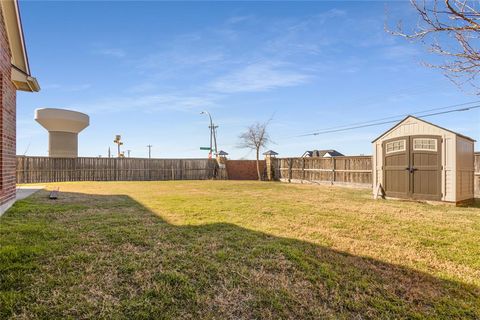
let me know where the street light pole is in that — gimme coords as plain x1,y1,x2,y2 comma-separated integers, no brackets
213,125,218,155
200,111,218,157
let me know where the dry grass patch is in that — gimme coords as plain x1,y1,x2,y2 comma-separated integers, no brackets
1,180,479,319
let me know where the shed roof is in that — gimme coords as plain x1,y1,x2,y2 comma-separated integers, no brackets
372,115,476,143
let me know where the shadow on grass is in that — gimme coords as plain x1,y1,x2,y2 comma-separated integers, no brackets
1,190,479,319
458,198,480,208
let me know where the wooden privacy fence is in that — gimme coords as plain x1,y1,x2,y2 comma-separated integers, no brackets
16,156,226,183
272,156,372,187
15,155,480,196
274,154,480,194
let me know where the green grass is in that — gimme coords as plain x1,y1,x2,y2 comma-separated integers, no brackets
1,181,479,319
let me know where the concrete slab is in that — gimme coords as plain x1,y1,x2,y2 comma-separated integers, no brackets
16,186,44,200
0,186,44,217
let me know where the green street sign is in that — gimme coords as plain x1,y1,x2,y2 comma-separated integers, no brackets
200,147,211,151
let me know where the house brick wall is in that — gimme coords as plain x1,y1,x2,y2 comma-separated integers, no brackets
0,9,17,206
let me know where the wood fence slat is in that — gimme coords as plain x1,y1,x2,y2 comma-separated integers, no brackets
274,156,373,186
16,154,480,195
16,157,223,183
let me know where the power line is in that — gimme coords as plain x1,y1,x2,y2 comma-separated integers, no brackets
297,100,480,136
295,105,480,137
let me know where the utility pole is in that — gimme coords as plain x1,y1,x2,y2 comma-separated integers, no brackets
127,150,131,158
108,147,111,158
212,124,218,156
147,145,152,159
200,111,218,158
113,135,123,158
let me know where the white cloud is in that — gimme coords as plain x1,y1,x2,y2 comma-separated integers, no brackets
382,45,419,60
79,8,411,116
209,61,311,93
73,93,219,114
127,82,158,94
141,51,225,70
226,15,255,25
42,83,92,92
94,48,126,58
124,10,361,98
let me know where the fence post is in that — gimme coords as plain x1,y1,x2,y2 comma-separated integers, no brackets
148,159,151,181
23,157,27,184
265,155,273,181
288,158,293,183
181,160,185,180
302,158,305,183
331,158,336,185
114,158,118,181
76,158,79,181
24,157,27,183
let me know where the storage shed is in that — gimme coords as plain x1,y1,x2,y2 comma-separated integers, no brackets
372,116,475,203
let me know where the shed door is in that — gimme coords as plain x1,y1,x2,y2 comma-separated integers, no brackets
383,138,410,199
382,135,442,200
410,136,442,201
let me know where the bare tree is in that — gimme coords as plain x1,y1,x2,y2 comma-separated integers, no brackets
388,0,480,91
238,121,271,181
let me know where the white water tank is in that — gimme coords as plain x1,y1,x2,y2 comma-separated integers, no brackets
35,108,89,157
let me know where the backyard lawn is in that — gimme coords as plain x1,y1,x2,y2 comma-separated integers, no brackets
1,181,479,319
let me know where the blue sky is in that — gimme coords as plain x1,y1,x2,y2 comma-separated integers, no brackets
17,1,480,159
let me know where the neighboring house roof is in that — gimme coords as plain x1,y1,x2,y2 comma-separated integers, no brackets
0,0,39,92
302,149,344,157
263,150,278,156
372,115,476,143
217,150,228,156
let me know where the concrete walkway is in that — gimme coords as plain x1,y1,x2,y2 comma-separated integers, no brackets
16,186,44,201
1,186,44,216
